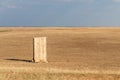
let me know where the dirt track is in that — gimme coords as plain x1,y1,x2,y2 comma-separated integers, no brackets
0,27,120,71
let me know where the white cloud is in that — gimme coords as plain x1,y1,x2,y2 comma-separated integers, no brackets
0,0,95,10
43,0,95,3
0,0,17,10
112,0,120,2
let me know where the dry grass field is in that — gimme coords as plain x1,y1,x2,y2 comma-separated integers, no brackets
0,27,120,80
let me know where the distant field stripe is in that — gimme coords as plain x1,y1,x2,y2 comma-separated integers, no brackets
0,67,120,75
0,30,11,32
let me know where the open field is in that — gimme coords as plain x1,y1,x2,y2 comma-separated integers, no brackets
0,27,120,80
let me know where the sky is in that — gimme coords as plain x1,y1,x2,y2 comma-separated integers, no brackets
0,0,120,27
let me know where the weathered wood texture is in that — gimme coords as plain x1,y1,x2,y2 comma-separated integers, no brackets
33,37,47,63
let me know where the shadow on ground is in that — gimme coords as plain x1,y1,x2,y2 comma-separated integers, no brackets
5,59,32,62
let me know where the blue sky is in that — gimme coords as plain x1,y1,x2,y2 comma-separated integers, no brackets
0,0,120,26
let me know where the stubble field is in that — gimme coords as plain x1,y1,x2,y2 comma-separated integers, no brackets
0,27,120,80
